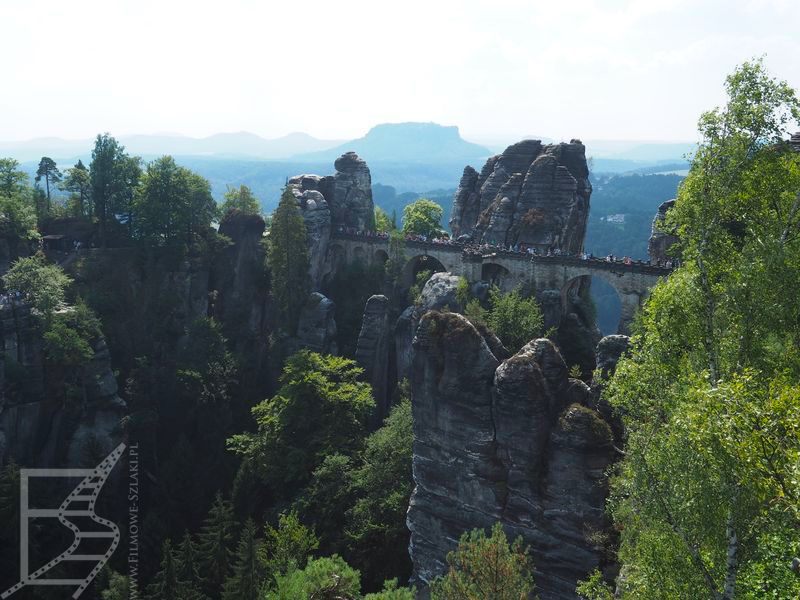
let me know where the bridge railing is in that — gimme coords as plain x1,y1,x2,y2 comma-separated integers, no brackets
329,232,674,275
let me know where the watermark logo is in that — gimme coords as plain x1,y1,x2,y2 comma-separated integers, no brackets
1,443,126,599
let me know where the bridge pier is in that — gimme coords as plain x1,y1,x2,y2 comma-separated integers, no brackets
461,255,483,283
618,292,642,335
326,234,669,336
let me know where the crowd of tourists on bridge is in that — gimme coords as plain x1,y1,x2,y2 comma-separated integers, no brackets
334,226,676,269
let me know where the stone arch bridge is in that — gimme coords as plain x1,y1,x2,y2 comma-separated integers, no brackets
326,233,671,333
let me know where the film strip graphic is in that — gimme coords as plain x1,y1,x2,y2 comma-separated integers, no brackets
2,443,126,599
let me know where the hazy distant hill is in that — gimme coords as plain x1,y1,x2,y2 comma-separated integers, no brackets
7,125,692,214
120,131,344,158
293,122,492,163
0,131,344,162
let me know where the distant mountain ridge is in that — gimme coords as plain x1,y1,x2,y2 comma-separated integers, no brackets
292,122,492,163
1,126,694,168
0,131,345,162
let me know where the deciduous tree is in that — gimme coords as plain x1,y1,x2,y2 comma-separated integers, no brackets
0,158,28,196
220,184,261,216
401,198,443,237
61,159,92,218
90,134,136,247
228,351,374,503
2,254,71,317
606,59,800,600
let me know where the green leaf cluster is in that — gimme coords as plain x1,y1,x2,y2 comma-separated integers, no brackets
604,59,800,599
430,522,536,600
374,206,396,233
3,253,72,316
464,286,544,353
220,184,261,216
228,351,374,500
133,156,216,246
401,198,444,237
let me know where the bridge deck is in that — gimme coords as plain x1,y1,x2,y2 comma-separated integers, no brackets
330,232,673,277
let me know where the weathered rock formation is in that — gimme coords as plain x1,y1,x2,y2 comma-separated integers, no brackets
294,292,338,355
450,140,592,253
790,131,800,152
394,273,465,383
416,272,464,313
0,304,125,467
288,176,333,288
588,334,630,446
355,295,392,422
594,335,630,380
288,152,375,288
394,306,418,385
212,209,272,392
332,152,374,230
408,311,615,599
647,199,679,264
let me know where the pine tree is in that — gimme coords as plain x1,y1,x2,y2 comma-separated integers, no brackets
175,532,209,600
35,156,62,205
196,492,236,597
266,187,310,332
145,539,180,600
430,522,535,600
222,519,264,600
262,511,319,577
99,568,129,600
0,461,20,570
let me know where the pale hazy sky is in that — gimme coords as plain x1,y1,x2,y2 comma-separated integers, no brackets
2,0,798,143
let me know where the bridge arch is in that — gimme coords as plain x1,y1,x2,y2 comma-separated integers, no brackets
481,263,513,292
402,254,446,289
561,274,624,335
374,249,389,266
561,265,649,334
589,277,622,336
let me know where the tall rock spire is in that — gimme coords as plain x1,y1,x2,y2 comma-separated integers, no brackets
449,139,592,253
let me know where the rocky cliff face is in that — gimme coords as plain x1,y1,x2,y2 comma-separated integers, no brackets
288,175,334,288
289,152,375,289
212,210,272,393
394,273,466,384
450,140,591,253
293,292,339,355
589,334,630,446
355,295,392,423
647,199,679,264
333,152,375,230
0,303,126,467
408,311,615,599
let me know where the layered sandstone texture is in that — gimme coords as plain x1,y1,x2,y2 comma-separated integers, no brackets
647,199,680,263
449,140,592,253
408,311,615,599
288,152,375,288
